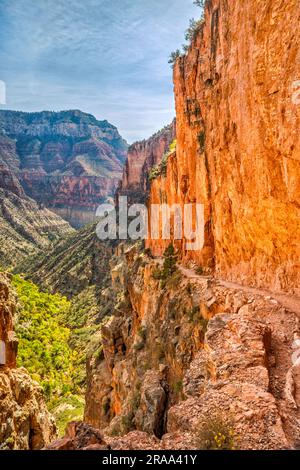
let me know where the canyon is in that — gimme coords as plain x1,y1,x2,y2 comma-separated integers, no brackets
80,0,300,450
1,0,300,453
0,110,128,228
0,132,74,267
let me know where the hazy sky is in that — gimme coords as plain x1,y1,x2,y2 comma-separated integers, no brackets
0,0,200,142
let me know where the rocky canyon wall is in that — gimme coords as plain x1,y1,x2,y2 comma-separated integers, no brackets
0,110,128,228
0,132,74,267
116,121,176,205
146,0,300,295
83,245,300,450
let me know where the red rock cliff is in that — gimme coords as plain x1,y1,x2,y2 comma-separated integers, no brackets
147,0,300,295
117,121,176,204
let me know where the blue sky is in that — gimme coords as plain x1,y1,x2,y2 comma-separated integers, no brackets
0,0,200,142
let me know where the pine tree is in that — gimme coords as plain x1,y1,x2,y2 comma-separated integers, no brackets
162,244,178,278
193,0,205,7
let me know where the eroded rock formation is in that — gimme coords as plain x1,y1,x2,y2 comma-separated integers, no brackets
0,128,75,268
116,121,176,204
0,272,57,449
81,245,300,449
0,110,128,227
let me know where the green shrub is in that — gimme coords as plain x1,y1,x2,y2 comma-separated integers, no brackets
49,395,84,437
152,268,163,280
168,49,182,67
196,266,204,275
173,379,183,394
148,140,177,181
198,131,206,153
185,18,205,43
196,414,237,450
148,166,161,182
169,139,177,153
160,153,169,177
165,270,182,290
193,0,205,7
162,244,178,278
152,244,179,288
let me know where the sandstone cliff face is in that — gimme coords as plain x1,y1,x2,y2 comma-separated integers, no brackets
0,273,57,449
147,0,300,295
116,121,176,204
83,245,300,449
0,110,128,227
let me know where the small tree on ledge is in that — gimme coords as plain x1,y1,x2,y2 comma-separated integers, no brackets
162,244,178,278
193,0,205,7
168,49,181,68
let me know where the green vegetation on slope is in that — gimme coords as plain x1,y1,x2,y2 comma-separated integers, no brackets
13,224,120,434
15,222,118,372
13,275,82,399
0,188,74,269
15,222,118,358
12,274,86,435
15,222,114,298
48,395,85,436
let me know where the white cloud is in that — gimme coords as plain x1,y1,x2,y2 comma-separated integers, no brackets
0,0,199,141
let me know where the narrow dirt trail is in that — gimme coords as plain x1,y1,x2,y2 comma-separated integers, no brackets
179,266,300,316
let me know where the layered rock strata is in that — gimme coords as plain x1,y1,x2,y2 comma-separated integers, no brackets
116,121,176,205
0,110,128,227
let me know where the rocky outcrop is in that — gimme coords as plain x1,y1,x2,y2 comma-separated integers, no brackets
84,245,300,449
0,273,18,368
146,0,300,295
0,110,128,227
0,134,25,198
116,121,175,204
47,421,108,450
0,272,57,449
165,313,289,450
47,421,160,450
